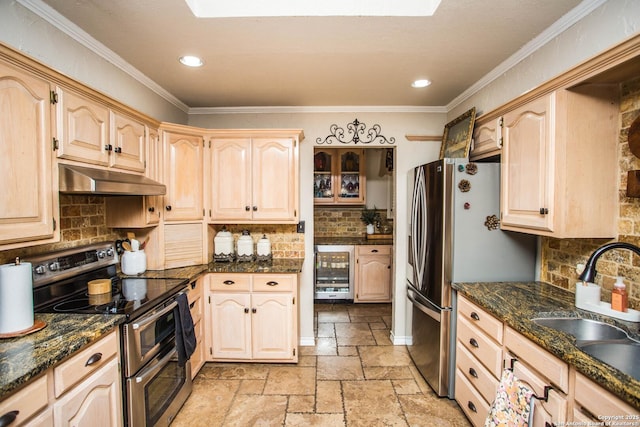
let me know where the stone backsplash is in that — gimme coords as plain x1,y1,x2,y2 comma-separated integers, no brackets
542,76,640,310
314,206,392,238
212,225,304,259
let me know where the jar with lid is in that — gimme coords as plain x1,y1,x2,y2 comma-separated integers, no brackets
256,234,272,262
236,230,255,262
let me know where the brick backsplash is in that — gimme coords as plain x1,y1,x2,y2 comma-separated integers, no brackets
541,76,640,310
213,225,304,259
0,195,119,265
314,206,392,238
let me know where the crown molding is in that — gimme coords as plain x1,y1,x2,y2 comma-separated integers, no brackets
188,105,447,115
17,0,190,113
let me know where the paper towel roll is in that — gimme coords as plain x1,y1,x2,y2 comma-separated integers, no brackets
0,261,34,334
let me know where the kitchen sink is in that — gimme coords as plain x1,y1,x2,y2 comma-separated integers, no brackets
531,317,629,341
579,342,640,381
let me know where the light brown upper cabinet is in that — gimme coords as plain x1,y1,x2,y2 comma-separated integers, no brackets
208,132,301,223
469,117,502,161
55,88,145,173
0,60,59,249
162,125,204,222
500,86,619,238
314,148,366,205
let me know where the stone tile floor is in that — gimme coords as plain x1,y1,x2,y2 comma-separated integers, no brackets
172,303,470,426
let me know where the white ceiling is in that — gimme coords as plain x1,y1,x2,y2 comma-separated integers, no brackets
30,0,590,111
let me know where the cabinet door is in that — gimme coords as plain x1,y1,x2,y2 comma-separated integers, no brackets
252,138,298,221
209,138,252,221
355,252,392,302
501,94,554,232
470,117,501,161
52,357,123,427
163,131,203,221
313,149,336,204
0,63,58,247
110,111,145,172
251,293,294,360
336,149,365,204
210,293,252,359
55,86,109,166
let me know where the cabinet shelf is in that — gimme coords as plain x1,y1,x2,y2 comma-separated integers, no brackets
314,148,365,205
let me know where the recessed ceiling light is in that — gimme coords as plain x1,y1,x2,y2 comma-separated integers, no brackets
412,79,431,88
179,55,204,67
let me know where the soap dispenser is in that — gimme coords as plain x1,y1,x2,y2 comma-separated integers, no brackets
611,276,628,312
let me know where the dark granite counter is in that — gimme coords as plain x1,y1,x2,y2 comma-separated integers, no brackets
137,258,304,279
0,313,124,399
453,281,640,409
315,237,393,246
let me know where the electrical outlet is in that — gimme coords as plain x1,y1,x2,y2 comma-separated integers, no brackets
297,221,305,233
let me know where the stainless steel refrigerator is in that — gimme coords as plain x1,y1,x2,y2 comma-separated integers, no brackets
406,158,536,398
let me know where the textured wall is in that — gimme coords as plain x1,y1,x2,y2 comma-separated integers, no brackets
314,207,391,238
0,195,119,265
542,76,640,309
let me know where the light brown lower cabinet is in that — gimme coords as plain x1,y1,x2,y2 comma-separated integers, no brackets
0,330,122,427
354,245,392,302
206,273,298,363
455,295,638,426
187,276,206,379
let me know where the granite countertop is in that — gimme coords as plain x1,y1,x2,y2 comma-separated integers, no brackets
0,313,124,399
132,258,304,279
315,237,393,246
453,281,640,409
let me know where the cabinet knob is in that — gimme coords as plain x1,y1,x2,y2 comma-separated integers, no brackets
245,206,251,211
104,144,113,152
148,207,155,213
469,338,479,348
539,207,549,215
252,308,257,313
244,308,249,313
166,205,172,211
470,312,480,321
253,206,258,211
114,147,122,153
85,352,103,367
0,410,19,427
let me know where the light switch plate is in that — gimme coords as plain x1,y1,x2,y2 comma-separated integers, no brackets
297,221,305,233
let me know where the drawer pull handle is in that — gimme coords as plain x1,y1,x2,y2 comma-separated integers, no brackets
223,280,235,285
469,338,479,348
85,352,103,367
372,249,379,253
545,423,555,427
467,401,477,413
0,410,19,427
470,312,480,321
244,308,249,313
191,281,197,289
189,301,196,309
468,367,478,378
266,281,279,286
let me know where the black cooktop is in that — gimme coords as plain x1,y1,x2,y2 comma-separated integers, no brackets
34,265,188,319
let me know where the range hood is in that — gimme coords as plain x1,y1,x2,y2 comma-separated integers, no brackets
59,164,166,196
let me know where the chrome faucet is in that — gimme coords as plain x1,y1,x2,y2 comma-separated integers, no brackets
578,242,640,283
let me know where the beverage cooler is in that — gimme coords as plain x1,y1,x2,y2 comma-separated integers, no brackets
314,245,354,300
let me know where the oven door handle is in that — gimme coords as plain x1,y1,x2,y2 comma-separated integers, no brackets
134,347,177,384
132,300,178,330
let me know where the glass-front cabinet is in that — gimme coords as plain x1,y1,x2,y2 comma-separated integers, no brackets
314,148,365,205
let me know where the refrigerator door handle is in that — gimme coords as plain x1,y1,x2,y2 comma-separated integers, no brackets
408,293,442,322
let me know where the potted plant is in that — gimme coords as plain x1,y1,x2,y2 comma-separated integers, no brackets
360,206,380,235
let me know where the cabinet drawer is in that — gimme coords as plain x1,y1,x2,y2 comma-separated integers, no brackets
574,372,638,417
186,278,202,305
456,342,499,403
458,296,503,344
504,327,568,393
209,274,251,291
0,375,48,425
252,274,295,292
53,330,118,398
189,294,203,324
455,369,490,427
457,316,503,378
357,245,391,256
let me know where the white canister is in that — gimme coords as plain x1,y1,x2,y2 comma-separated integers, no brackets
0,260,34,334
121,250,147,275
214,226,234,256
237,230,254,257
257,234,271,256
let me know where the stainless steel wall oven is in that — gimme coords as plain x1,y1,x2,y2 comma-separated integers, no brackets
29,243,193,427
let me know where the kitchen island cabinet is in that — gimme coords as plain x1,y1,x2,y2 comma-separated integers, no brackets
206,272,298,363
208,131,302,224
0,58,59,250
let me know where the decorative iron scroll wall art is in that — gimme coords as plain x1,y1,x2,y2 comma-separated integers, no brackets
316,119,396,145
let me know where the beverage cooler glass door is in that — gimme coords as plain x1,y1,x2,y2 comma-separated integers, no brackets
314,245,355,300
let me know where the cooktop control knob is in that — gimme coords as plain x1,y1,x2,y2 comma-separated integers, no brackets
34,265,47,275
48,262,59,271
106,248,114,257
97,250,106,259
